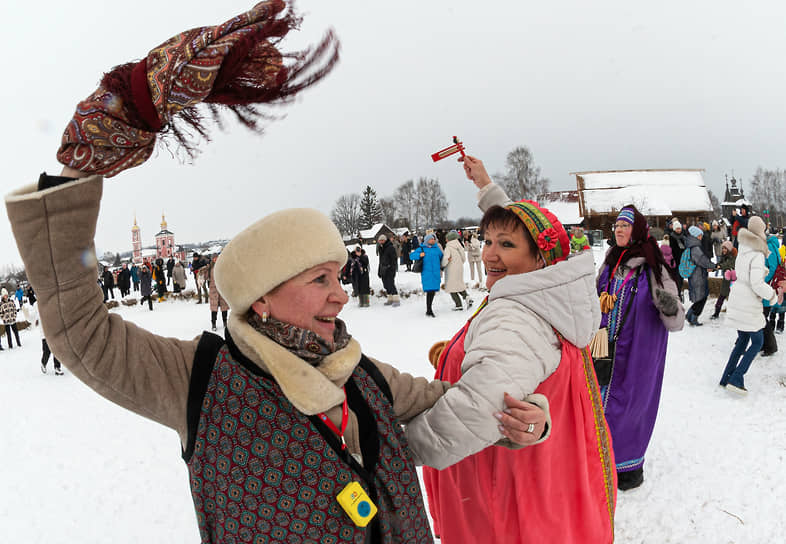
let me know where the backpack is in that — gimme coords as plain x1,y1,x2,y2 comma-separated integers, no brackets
678,249,696,279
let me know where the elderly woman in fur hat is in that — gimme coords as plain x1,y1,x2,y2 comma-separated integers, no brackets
5,4,549,542
410,156,617,544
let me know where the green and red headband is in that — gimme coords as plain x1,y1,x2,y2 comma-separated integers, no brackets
507,200,571,266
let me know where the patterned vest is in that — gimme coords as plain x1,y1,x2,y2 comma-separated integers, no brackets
183,333,433,544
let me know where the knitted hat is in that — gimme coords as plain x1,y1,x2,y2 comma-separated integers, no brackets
721,240,733,253
506,200,570,266
377,234,387,242
747,216,767,243
446,230,459,241
688,225,702,238
214,208,347,314
618,205,650,244
616,208,636,226
672,219,682,230
424,233,436,244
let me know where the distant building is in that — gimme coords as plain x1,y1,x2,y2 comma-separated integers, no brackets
132,213,187,264
358,223,396,244
131,216,142,264
572,169,713,232
721,174,751,223
536,190,583,229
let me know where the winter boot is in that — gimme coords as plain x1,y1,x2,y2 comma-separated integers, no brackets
384,295,394,306
391,295,401,307
41,362,47,374
777,318,785,335
222,310,228,329
617,468,644,491
54,367,64,376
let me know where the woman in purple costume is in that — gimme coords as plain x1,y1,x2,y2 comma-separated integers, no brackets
596,205,685,490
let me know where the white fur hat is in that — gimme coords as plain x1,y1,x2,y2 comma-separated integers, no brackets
747,216,767,243
214,208,347,314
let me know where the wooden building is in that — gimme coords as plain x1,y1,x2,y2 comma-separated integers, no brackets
571,169,714,233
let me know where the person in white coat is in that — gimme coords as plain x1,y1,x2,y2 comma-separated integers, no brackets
466,232,483,287
720,216,785,394
442,230,474,310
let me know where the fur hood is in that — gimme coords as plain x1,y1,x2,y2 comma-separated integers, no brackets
488,250,600,348
738,227,769,257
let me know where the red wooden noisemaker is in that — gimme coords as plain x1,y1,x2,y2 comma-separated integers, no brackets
431,136,466,162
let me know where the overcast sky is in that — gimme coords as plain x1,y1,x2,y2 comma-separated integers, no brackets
1,0,784,266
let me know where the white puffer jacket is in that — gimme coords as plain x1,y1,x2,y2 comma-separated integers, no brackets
406,249,600,469
726,228,778,332
441,239,467,293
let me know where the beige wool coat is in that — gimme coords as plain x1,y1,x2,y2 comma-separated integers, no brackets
4,176,451,462
441,239,467,293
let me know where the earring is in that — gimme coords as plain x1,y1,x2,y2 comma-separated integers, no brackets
261,311,268,323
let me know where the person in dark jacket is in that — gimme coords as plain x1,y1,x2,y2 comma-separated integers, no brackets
139,265,154,311
376,235,400,306
166,257,175,286
400,233,413,271
117,263,131,298
351,246,371,307
668,219,687,268
130,263,140,292
711,241,736,320
101,267,115,301
153,258,167,302
192,252,210,304
685,226,716,326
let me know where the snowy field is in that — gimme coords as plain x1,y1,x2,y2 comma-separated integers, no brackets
2,245,785,543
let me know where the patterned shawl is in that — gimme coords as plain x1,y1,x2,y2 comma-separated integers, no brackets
57,0,339,177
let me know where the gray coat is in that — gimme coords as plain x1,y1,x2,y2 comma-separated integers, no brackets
686,235,714,302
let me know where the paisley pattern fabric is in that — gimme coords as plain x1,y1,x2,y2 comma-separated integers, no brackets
187,345,433,543
246,313,351,364
57,0,338,177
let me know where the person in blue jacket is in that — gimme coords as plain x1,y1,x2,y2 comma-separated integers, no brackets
410,233,443,317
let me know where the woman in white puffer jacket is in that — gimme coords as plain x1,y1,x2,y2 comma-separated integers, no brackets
720,216,784,394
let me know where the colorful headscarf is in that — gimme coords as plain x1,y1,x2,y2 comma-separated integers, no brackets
506,200,570,266
57,0,339,177
604,204,669,287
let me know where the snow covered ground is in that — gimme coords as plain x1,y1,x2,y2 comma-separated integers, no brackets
2,245,785,543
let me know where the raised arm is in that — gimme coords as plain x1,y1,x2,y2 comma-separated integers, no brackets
6,175,199,446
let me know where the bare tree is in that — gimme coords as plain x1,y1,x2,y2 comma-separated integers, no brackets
379,197,398,226
416,177,448,229
393,180,420,231
331,193,363,236
707,189,723,218
749,167,786,228
496,146,550,201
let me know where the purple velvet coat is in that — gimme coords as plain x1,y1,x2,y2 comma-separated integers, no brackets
597,256,684,472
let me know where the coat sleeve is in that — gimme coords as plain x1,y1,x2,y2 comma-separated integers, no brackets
750,254,778,304
404,301,560,470
5,176,198,447
691,245,714,269
477,182,513,212
649,265,685,331
367,358,451,424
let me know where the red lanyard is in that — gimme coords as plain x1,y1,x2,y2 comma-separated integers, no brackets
318,387,349,450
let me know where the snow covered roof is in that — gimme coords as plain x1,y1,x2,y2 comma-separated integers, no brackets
537,191,583,225
359,223,389,239
392,227,412,236
573,170,712,216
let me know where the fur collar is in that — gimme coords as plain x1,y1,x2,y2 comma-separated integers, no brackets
738,228,769,256
227,313,362,415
